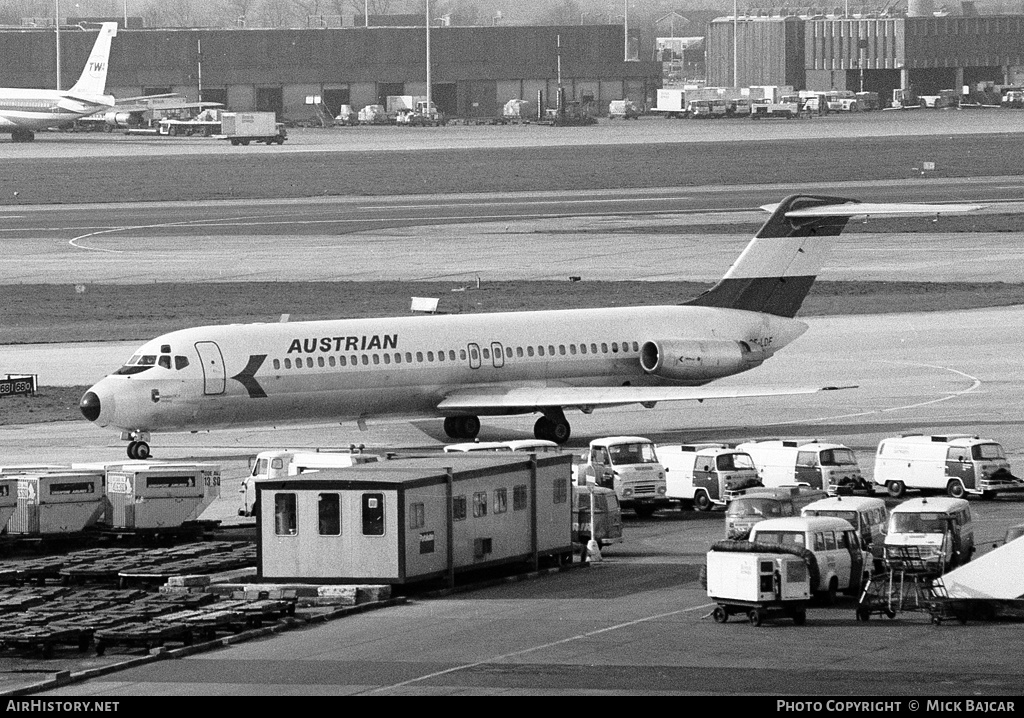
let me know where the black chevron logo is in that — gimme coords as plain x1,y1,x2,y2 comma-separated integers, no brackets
231,354,268,398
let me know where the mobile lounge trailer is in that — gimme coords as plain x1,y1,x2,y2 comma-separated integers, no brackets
257,453,574,585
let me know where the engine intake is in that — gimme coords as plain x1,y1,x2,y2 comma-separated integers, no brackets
640,339,764,381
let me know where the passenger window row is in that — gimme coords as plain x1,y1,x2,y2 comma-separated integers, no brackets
270,341,642,371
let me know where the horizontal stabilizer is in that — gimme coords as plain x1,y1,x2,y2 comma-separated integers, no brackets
438,384,855,414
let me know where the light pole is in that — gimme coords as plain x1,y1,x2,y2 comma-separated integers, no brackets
425,0,431,115
54,0,61,89
365,0,369,28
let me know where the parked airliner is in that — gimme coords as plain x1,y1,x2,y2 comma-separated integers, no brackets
80,195,980,459
0,22,117,142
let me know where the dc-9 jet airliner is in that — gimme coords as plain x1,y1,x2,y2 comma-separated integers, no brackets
79,194,979,459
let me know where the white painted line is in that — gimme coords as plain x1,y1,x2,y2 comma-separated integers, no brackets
362,601,716,694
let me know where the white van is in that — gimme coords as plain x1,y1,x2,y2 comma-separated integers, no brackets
443,440,561,454
884,497,975,573
658,443,761,511
748,516,869,602
874,434,1024,499
801,496,888,570
736,439,867,495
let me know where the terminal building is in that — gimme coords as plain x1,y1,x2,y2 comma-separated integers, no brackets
706,1,1024,100
0,24,661,121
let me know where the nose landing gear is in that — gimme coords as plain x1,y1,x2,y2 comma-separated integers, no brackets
126,441,151,460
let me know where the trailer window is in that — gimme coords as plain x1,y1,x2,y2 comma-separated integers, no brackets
494,488,508,514
274,493,297,536
553,478,568,504
318,493,341,535
513,485,528,511
361,493,385,536
409,502,426,530
473,492,488,518
452,495,467,521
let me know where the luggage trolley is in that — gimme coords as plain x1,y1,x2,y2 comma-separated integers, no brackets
855,545,947,621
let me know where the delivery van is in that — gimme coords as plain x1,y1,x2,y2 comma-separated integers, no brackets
748,516,869,602
884,497,975,573
873,434,1024,499
736,439,867,495
801,495,888,570
658,443,761,511
574,437,669,518
724,486,829,539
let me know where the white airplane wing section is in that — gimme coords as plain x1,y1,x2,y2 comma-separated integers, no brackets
759,201,984,216
437,384,854,414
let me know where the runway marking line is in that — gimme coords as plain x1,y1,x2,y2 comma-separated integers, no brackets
361,601,716,694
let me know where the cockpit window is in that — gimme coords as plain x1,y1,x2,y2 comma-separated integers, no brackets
158,356,171,369
114,352,159,376
175,356,189,370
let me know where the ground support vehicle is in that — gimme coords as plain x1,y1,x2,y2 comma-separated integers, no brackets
856,566,942,621
395,100,445,127
705,548,810,626
652,88,687,118
658,443,760,511
574,437,669,518
688,99,727,118
737,439,867,495
241,448,379,516
608,99,641,119
750,97,801,119
157,117,221,137
873,434,1024,499
219,112,286,145
724,486,829,539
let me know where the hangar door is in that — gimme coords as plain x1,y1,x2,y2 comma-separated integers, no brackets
464,80,497,118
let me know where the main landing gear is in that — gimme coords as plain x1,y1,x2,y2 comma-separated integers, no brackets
442,408,573,445
534,408,571,444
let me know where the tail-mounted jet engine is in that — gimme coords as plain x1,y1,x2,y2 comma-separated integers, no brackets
639,339,765,382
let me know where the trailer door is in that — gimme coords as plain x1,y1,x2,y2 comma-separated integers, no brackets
194,341,226,395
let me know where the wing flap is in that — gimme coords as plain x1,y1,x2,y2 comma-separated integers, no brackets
759,201,983,217
437,384,854,414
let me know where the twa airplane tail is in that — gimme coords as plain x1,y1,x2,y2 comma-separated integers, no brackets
684,194,982,318
67,22,117,97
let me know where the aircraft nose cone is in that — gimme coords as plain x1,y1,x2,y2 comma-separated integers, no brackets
79,391,101,422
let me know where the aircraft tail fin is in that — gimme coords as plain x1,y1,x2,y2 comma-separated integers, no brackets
682,194,982,318
67,22,118,97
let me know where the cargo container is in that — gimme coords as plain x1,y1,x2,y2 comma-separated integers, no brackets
220,111,287,145
256,453,574,585
8,472,106,535
105,463,221,530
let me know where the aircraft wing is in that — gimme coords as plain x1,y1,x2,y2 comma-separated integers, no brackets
436,384,855,414
759,200,983,216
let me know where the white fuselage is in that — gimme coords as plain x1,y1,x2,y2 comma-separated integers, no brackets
0,88,114,131
84,304,805,434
